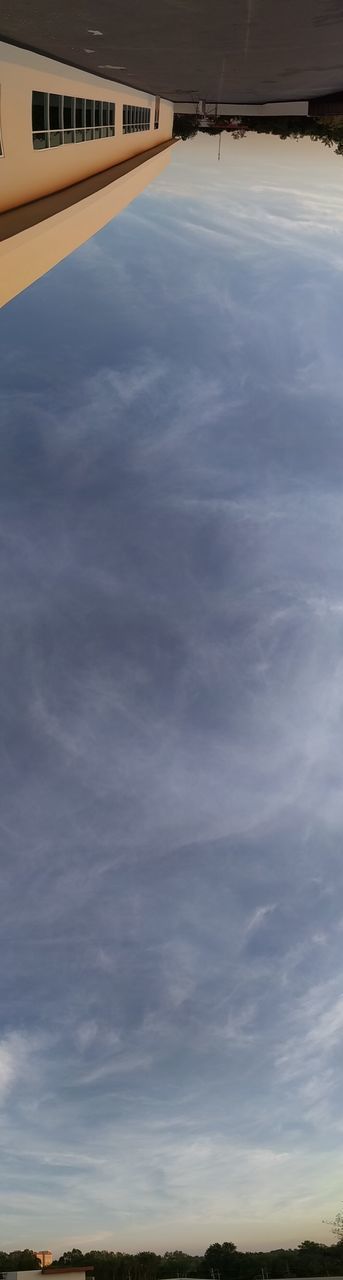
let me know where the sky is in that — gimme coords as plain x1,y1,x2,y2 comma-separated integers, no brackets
2,131,343,1256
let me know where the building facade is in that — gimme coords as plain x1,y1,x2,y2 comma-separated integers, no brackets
0,40,175,305
0,41,173,212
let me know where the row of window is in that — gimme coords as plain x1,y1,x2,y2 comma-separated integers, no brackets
31,92,159,150
32,92,115,149
122,105,151,133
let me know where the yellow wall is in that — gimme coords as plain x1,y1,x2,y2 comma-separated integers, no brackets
0,144,174,307
0,41,174,211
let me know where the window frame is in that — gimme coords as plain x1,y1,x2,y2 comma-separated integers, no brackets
32,91,116,148
122,103,151,133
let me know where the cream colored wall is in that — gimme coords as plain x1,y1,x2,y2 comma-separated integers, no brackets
0,144,173,308
0,41,174,212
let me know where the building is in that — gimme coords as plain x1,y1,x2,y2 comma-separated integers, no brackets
35,1257,53,1270
2,1268,93,1280
0,40,175,306
175,100,309,116
309,92,343,114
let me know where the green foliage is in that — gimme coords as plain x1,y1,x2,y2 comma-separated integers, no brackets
0,1253,42,1271
215,113,343,154
173,110,343,154
173,114,199,140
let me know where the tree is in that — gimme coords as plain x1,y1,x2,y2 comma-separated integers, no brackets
57,1253,85,1267
324,1211,343,1241
159,1253,193,1278
6,1254,42,1271
204,1244,238,1278
173,114,198,140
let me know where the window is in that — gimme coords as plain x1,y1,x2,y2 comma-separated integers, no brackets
123,104,151,133
32,91,115,149
85,98,94,140
49,93,60,128
75,97,85,142
32,90,48,149
154,96,160,129
49,93,62,146
94,100,101,138
63,95,74,143
101,101,109,136
32,90,47,131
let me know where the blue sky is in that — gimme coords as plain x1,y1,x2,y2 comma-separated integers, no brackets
2,132,343,1255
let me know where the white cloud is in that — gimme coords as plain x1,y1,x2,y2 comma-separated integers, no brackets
245,904,276,934
75,1021,99,1051
0,1032,37,1102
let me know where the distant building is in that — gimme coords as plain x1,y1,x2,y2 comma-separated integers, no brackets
35,1257,53,1269
309,92,343,114
174,100,309,116
2,1267,93,1280
0,40,175,306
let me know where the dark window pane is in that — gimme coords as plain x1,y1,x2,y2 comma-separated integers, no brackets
63,96,73,128
49,93,61,129
33,131,48,149
86,99,93,127
50,130,62,147
109,103,115,126
64,130,74,143
75,98,84,128
95,100,101,126
102,102,109,125
32,91,47,131
75,128,85,142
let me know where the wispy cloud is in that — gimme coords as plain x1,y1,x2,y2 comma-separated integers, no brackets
2,132,343,1253
245,905,277,935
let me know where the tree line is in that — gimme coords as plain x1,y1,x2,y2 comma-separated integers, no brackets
172,113,343,154
2,1239,343,1280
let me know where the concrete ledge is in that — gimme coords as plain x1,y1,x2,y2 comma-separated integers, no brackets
0,139,174,243
0,140,174,307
